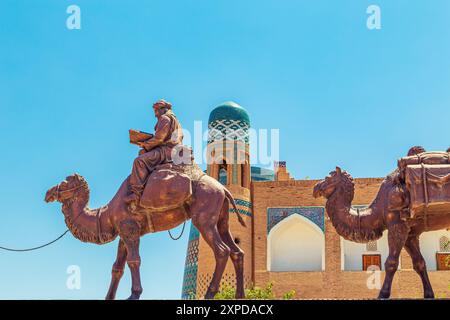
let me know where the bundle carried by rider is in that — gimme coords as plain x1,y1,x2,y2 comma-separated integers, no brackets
398,149,450,218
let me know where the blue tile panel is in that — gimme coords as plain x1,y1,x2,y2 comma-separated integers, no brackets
267,207,325,234
230,208,252,217
230,198,252,217
208,119,250,144
188,223,200,240
181,224,200,299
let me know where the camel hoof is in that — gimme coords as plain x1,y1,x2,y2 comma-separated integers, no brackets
377,290,390,299
235,292,245,299
204,291,216,300
127,293,141,300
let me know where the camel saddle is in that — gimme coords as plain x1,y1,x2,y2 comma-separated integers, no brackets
139,164,192,212
404,163,450,218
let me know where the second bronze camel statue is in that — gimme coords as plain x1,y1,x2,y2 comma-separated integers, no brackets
314,166,450,299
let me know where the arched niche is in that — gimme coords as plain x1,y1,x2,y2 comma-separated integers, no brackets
267,214,325,272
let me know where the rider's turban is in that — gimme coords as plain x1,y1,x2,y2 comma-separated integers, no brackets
153,99,172,110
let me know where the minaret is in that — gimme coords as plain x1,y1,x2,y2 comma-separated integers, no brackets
181,101,253,299
206,101,251,188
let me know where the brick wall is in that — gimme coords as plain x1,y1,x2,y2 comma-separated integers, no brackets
252,178,450,299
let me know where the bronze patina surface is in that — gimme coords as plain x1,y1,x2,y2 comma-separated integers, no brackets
313,146,450,299
45,100,246,300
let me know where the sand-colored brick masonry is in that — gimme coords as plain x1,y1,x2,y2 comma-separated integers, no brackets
192,177,450,299
250,178,450,299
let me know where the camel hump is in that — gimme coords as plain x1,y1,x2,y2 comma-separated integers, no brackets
140,167,192,211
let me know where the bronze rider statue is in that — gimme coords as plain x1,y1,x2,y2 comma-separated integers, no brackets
124,99,183,211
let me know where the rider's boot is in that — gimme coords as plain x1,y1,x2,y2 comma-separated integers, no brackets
124,186,143,213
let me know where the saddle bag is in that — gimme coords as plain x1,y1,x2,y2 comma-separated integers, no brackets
399,151,449,172
405,164,450,218
398,151,450,183
140,168,192,211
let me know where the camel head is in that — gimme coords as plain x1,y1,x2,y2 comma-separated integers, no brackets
45,173,88,203
313,166,354,199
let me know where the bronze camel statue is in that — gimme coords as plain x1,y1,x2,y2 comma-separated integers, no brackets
45,170,246,300
313,166,450,299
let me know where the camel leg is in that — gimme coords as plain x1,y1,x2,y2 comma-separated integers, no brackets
120,220,143,300
196,221,230,299
379,221,409,299
105,239,128,300
217,200,245,299
404,235,435,298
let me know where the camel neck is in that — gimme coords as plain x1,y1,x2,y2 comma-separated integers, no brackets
61,193,116,244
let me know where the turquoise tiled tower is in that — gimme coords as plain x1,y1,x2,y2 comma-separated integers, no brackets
181,101,254,299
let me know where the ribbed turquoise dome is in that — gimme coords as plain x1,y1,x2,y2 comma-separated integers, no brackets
208,101,250,126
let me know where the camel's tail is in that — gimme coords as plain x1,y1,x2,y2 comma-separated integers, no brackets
224,188,247,228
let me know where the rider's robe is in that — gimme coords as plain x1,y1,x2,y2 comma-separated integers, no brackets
129,110,183,195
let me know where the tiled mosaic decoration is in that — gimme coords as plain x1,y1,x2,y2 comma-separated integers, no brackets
208,119,250,143
230,198,252,217
181,224,200,299
188,223,200,240
267,207,325,234
197,273,252,299
235,199,252,208
439,236,450,252
366,241,378,251
250,166,275,181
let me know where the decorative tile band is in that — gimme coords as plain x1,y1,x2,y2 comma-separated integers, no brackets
181,224,200,299
235,199,252,208
230,198,252,217
181,263,198,299
188,223,200,240
267,207,325,234
230,208,252,217
208,119,250,144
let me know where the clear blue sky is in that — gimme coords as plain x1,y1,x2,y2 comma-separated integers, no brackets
0,1,449,299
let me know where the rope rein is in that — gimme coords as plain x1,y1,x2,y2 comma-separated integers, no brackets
2,176,188,249
0,210,85,252
168,221,186,240
0,184,86,252
0,230,71,252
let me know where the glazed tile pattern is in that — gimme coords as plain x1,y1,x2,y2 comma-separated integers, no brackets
188,223,200,240
208,119,250,143
235,199,252,208
439,236,449,252
267,207,325,234
230,198,252,217
181,224,200,299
